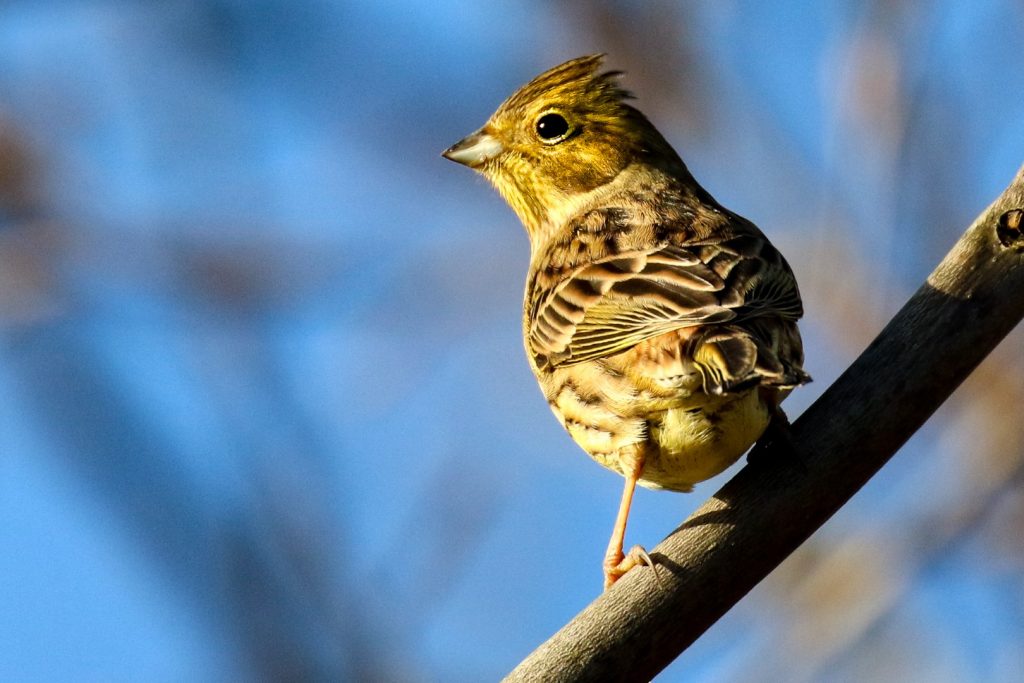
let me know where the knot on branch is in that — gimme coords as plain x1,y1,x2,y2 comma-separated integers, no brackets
997,209,1024,249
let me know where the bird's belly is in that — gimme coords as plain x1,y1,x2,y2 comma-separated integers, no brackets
542,356,771,491
638,389,770,491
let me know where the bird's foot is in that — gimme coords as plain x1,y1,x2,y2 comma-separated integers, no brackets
603,544,662,590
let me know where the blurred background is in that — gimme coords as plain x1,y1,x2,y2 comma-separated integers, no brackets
1,1,1023,681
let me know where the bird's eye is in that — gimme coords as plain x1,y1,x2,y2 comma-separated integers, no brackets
535,113,571,143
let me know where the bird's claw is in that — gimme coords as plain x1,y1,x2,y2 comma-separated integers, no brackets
603,544,663,590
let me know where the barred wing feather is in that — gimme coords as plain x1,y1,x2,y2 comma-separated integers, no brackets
529,238,800,368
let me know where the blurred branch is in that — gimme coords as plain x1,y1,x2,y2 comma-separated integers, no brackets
506,166,1024,683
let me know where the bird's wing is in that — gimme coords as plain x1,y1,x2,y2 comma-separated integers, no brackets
528,233,803,368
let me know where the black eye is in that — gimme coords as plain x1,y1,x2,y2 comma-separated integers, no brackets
536,113,570,142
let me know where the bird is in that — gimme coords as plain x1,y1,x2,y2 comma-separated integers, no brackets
443,55,809,589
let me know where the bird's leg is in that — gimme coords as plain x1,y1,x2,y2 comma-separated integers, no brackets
603,446,655,590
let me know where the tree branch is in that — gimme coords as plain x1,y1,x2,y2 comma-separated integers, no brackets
506,164,1024,682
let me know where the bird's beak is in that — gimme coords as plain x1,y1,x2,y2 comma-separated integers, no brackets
442,129,504,168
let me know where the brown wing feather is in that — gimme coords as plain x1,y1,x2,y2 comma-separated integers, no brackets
528,218,805,381
529,245,735,365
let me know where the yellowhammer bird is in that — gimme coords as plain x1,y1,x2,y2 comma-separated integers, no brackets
443,55,809,589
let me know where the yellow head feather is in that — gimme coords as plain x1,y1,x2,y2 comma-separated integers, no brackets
446,55,685,237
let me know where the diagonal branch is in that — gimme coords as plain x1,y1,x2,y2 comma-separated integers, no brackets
506,164,1024,682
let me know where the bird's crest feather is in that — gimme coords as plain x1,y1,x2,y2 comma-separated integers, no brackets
497,54,634,116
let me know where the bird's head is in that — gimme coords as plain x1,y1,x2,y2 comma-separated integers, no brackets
443,55,682,236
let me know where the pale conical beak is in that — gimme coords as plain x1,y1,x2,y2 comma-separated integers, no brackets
442,129,504,168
